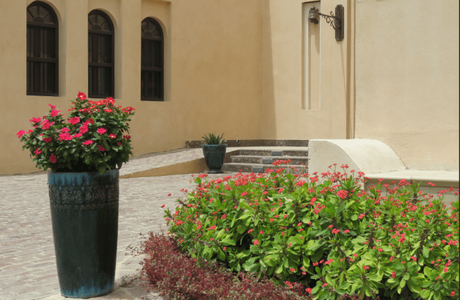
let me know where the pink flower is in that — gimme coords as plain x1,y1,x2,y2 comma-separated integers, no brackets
30,117,41,123
50,155,57,163
241,191,247,196
16,130,26,138
392,271,396,278
97,128,107,135
34,148,42,155
259,231,264,234
43,137,52,143
305,288,312,294
50,109,60,117
48,104,56,109
343,230,350,233
73,133,82,138
69,117,80,125
42,120,53,130
97,145,105,151
451,292,455,297
77,92,87,100
253,239,260,246
223,247,227,251
358,214,365,219
290,268,295,272
270,218,274,222
61,127,70,133
79,125,88,134
83,140,94,145
58,132,73,141
322,283,328,287
363,265,369,270
208,225,216,230
109,134,116,139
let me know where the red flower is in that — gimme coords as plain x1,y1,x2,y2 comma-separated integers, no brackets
97,145,105,152
223,247,227,251
160,204,165,208
50,155,57,163
290,268,295,272
30,117,41,123
253,239,260,246
392,271,396,278
50,109,60,117
109,134,116,139
69,117,80,125
97,128,107,135
208,225,217,230
83,140,94,145
34,148,42,155
43,137,52,143
322,283,328,287
451,292,455,297
16,130,26,138
305,288,312,294
77,92,87,100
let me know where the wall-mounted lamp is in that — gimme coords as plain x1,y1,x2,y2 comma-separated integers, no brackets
308,5,344,41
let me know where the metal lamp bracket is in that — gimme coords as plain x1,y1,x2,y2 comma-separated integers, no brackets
310,5,344,41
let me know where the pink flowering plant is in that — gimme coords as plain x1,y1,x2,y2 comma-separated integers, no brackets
17,92,135,174
164,164,459,300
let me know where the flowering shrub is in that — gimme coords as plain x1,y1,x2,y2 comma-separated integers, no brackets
17,92,135,174
132,232,309,300
165,164,459,300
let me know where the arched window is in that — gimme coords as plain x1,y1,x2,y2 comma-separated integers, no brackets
27,1,59,96
88,10,114,98
141,18,164,101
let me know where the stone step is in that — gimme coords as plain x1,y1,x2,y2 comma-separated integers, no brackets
222,162,308,174
231,155,309,165
238,149,308,157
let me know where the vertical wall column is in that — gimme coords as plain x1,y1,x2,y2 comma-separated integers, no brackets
119,0,142,100
63,1,88,97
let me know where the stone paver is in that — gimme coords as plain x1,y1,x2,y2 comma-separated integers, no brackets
0,149,237,300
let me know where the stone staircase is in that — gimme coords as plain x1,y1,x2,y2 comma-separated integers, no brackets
222,148,309,173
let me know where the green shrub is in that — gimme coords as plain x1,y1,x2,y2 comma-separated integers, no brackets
165,164,459,300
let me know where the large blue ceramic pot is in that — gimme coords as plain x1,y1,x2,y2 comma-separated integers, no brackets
48,170,119,298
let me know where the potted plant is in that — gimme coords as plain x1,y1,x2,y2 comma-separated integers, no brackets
202,133,227,173
17,92,135,298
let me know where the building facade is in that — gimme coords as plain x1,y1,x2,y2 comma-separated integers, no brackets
1,0,458,175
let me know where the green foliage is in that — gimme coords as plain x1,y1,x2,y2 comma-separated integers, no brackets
202,133,226,145
165,165,460,300
17,92,135,174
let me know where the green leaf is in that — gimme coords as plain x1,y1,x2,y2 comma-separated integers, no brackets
420,289,430,298
422,246,430,258
400,279,406,288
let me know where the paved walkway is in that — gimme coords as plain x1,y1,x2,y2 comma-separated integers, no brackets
0,148,236,300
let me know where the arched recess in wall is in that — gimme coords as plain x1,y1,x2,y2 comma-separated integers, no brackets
141,17,164,101
88,10,114,98
27,1,59,96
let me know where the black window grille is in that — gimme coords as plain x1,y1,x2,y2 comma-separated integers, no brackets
88,10,114,98
27,1,59,96
141,18,164,101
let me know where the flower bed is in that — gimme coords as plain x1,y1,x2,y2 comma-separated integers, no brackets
148,164,459,299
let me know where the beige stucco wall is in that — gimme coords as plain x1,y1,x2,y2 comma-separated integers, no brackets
1,0,263,175
354,0,459,171
261,0,354,140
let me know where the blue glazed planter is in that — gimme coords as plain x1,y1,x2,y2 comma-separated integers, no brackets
48,170,119,298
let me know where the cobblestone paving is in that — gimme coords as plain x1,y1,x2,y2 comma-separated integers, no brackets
0,149,236,299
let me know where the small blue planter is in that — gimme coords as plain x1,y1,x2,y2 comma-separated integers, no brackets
48,170,119,298
202,144,227,173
